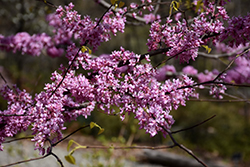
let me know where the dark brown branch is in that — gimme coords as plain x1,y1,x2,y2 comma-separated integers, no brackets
72,145,175,150
1,154,50,167
0,72,8,85
162,126,208,167
2,137,65,167
49,48,81,98
37,0,59,10
50,152,64,167
3,136,33,144
52,124,90,147
171,115,216,134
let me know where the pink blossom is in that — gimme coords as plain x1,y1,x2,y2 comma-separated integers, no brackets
144,13,160,24
182,66,198,75
155,65,176,81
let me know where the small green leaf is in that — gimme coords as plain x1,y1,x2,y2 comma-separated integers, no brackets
185,0,192,9
119,1,125,8
65,155,76,165
110,0,116,5
98,128,105,135
88,48,92,54
81,46,87,53
169,1,180,16
90,122,97,129
90,122,104,135
202,45,212,53
195,0,204,13
67,139,74,152
172,1,180,11
81,46,92,54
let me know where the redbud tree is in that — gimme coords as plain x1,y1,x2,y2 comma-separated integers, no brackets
0,0,250,166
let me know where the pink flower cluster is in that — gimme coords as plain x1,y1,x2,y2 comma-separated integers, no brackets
143,13,160,24
1,0,249,156
214,42,250,84
0,85,33,151
0,32,62,57
220,14,250,47
55,3,126,52
199,0,230,6
155,65,176,81
0,2,126,57
0,43,198,153
129,0,155,18
182,68,227,99
147,5,228,63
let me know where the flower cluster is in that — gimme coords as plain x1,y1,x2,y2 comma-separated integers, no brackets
147,4,228,63
55,3,126,52
0,85,33,151
214,42,250,84
155,65,176,81
0,43,199,153
0,32,59,57
201,0,230,6
129,0,155,18
220,14,250,47
182,68,227,99
143,13,160,24
1,0,249,156
0,2,126,57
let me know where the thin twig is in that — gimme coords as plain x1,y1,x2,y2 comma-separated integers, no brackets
50,152,64,167
161,126,208,167
172,115,216,134
189,98,250,102
213,47,250,82
50,48,81,98
52,125,90,146
37,0,58,10
1,152,50,167
3,136,33,144
198,45,250,59
71,145,175,150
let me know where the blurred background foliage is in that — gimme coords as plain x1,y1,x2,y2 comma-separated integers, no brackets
0,0,250,166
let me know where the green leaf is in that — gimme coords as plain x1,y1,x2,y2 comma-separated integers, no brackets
98,128,105,135
172,1,180,11
195,0,204,13
81,46,87,52
185,0,192,9
202,45,212,53
90,122,97,129
90,122,104,135
65,155,76,165
110,0,117,5
67,139,74,152
81,46,92,54
169,1,180,16
119,1,125,8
